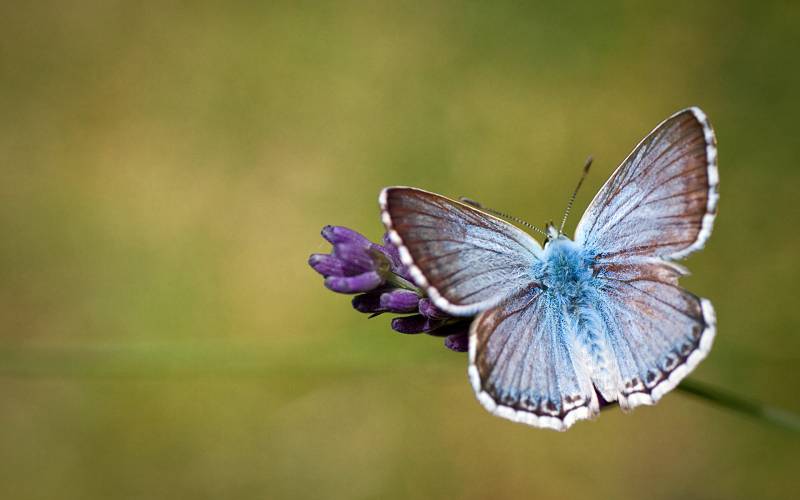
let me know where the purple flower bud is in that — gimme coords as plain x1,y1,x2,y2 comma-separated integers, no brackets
444,332,469,352
325,271,383,293
331,244,380,274
418,298,449,320
352,292,384,313
391,314,443,334
379,289,420,313
321,226,373,248
308,254,364,277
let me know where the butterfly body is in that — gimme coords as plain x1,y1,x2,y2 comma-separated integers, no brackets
380,107,718,430
541,240,607,360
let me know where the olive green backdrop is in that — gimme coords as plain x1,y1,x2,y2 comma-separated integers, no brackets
1,1,798,499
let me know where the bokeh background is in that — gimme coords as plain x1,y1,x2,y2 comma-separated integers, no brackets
2,1,799,498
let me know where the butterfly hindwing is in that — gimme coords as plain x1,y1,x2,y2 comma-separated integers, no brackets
589,260,716,407
380,187,542,316
469,285,598,430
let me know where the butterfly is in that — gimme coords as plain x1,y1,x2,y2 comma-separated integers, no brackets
379,107,718,430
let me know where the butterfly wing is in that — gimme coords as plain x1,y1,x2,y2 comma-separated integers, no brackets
575,107,718,261
469,286,598,430
589,260,716,408
380,187,543,316
574,107,718,408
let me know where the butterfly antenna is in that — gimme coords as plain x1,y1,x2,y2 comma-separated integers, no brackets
558,156,593,234
460,197,548,237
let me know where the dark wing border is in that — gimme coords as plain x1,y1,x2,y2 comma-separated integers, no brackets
623,296,717,408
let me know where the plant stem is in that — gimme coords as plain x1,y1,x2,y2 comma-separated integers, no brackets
385,273,423,293
677,379,800,432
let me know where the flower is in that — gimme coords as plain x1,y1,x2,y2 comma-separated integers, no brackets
309,225,471,352
308,226,392,293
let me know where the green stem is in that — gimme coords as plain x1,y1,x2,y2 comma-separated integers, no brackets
677,379,800,432
385,273,423,293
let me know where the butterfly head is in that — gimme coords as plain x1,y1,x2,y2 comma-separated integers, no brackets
544,222,564,246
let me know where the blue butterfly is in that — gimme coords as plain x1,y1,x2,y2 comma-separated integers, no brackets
380,107,718,430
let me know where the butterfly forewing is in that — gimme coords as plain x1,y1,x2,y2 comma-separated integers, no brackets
380,187,542,316
575,107,718,261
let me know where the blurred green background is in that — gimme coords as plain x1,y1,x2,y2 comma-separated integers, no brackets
1,1,799,498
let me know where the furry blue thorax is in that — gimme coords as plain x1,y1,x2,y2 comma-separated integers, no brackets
534,236,597,300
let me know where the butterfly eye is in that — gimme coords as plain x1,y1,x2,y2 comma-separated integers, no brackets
545,222,559,241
